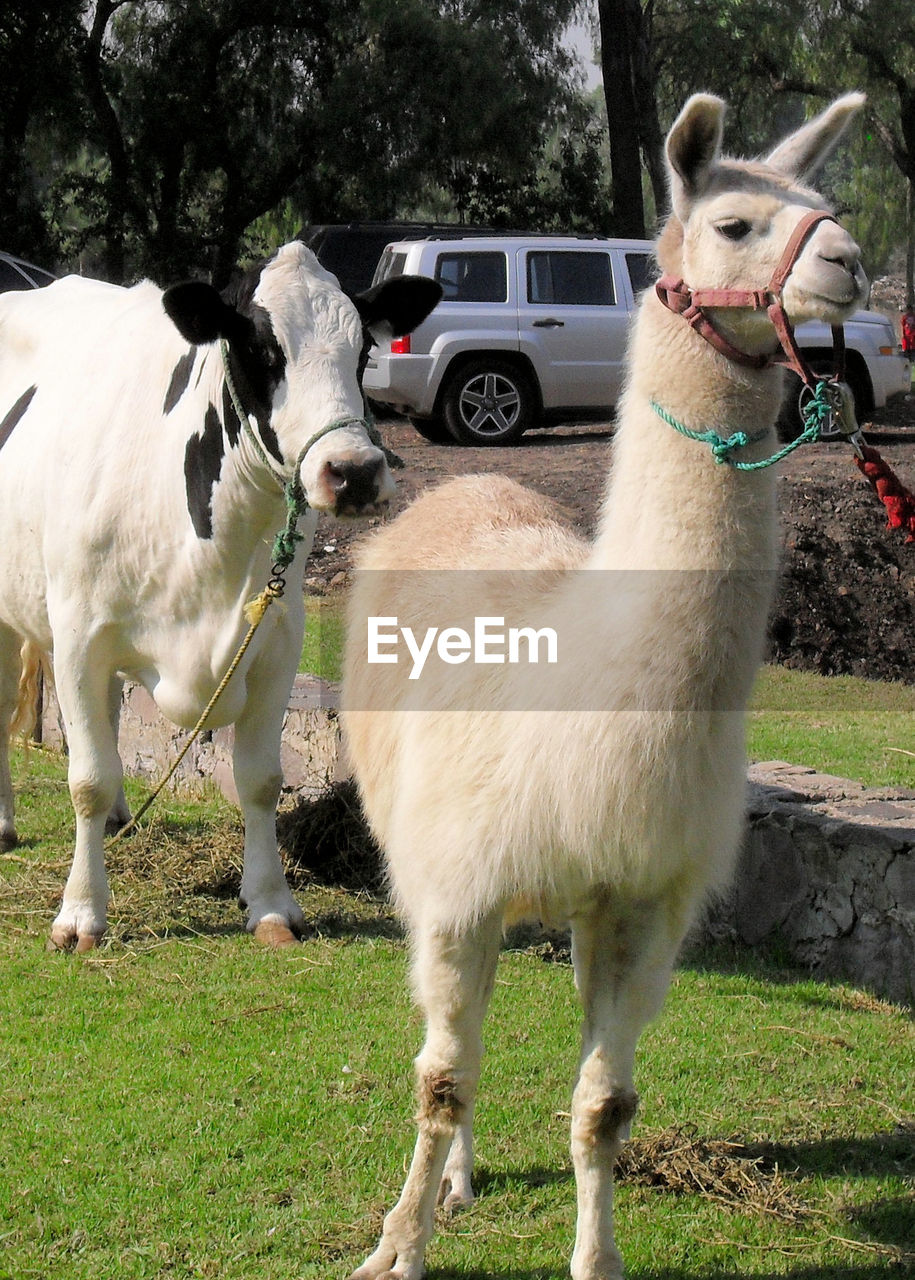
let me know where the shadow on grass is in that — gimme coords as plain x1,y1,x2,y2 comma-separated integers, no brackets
426,1133,914,1279
848,1196,915,1254
307,909,404,941
752,1130,915,1182
678,936,911,1014
431,1266,909,1280
471,1164,570,1196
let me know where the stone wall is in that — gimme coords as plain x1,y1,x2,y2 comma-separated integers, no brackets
37,674,342,804
39,683,914,1008
700,762,915,1008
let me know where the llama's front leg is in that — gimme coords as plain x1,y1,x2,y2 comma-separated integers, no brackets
568,891,692,1280
233,624,306,945
49,644,122,951
349,912,502,1280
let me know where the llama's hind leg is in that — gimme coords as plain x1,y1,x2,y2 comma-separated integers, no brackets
568,890,693,1280
439,1114,476,1211
349,911,502,1280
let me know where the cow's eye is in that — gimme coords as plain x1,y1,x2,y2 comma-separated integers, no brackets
716,218,752,241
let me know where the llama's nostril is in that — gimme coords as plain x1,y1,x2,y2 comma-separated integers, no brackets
822,252,859,272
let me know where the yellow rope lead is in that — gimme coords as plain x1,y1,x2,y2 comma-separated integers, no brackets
105,584,282,849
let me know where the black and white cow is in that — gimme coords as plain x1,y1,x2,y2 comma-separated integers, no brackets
0,241,439,950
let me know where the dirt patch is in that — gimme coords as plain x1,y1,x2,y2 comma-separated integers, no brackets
616,1126,807,1221
311,394,915,685
278,778,383,893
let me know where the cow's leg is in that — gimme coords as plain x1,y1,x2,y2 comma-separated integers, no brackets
232,618,306,945
0,626,22,851
568,889,692,1280
48,641,122,952
104,675,132,835
349,911,502,1280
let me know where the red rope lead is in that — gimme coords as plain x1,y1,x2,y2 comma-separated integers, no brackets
855,443,915,543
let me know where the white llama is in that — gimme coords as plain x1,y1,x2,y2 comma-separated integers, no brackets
341,93,867,1280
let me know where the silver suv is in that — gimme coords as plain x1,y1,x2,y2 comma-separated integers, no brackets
363,234,910,446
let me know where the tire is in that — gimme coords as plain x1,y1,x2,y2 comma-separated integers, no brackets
441,359,536,446
777,360,869,442
408,416,454,444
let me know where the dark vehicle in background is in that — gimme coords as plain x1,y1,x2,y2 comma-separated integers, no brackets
301,222,523,297
0,252,55,291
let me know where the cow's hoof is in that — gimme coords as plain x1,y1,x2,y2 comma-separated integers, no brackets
253,920,300,947
48,926,103,953
0,833,18,853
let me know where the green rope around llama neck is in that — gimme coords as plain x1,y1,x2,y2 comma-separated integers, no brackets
651,379,835,471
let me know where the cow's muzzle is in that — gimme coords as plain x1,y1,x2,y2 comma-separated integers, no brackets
297,416,397,515
323,454,394,516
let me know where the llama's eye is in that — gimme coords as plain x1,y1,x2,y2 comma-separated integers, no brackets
716,218,752,241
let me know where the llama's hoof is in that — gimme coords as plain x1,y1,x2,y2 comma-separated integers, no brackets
347,1242,423,1280
437,1177,475,1214
48,925,104,953
348,1267,420,1280
0,831,18,852
253,919,301,947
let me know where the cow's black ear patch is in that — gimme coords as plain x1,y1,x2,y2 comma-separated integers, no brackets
355,276,442,339
163,281,251,346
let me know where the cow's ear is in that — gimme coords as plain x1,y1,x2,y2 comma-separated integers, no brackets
163,281,249,346
354,276,442,340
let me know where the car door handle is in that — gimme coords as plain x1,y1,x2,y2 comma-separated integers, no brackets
532,318,565,328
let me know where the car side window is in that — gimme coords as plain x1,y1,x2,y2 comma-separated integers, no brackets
434,252,507,302
527,251,615,306
625,252,657,297
374,249,408,284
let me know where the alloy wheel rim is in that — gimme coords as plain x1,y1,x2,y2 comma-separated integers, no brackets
458,372,521,437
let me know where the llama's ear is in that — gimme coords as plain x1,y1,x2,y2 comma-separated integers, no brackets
665,94,726,218
765,92,866,181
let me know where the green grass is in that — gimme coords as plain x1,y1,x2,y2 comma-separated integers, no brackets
0,750,913,1279
301,590,915,789
300,594,346,680
748,666,915,789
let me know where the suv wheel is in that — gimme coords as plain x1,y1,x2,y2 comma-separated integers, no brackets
777,361,869,442
442,359,535,445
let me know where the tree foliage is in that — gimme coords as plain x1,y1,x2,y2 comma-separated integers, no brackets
4,1,915,284
9,0,580,282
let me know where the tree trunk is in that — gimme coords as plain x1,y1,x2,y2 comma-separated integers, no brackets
626,0,666,224
598,0,645,238
907,179,914,310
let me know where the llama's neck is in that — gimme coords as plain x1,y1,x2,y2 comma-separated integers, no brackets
593,294,782,575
